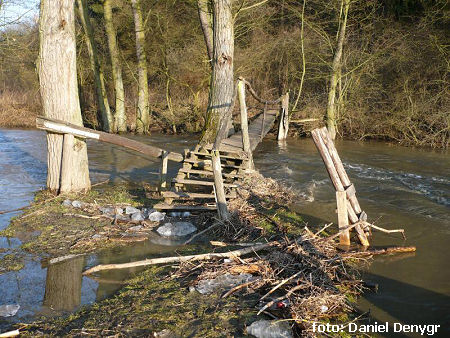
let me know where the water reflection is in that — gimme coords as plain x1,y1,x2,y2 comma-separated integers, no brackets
43,256,84,312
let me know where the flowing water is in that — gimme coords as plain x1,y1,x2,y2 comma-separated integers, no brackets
0,129,449,336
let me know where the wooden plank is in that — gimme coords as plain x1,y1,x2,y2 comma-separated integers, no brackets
238,78,254,170
162,191,236,199
154,203,217,211
36,116,184,162
183,158,244,170
172,178,238,188
189,151,245,161
336,191,351,246
179,168,244,179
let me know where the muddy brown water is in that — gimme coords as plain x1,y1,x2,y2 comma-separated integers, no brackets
0,129,449,336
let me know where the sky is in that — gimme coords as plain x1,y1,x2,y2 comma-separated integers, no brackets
0,0,40,27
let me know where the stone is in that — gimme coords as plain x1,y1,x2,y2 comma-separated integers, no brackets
125,206,140,215
115,207,124,215
169,212,181,217
99,206,115,215
91,234,102,240
71,200,83,208
131,212,145,222
195,273,256,295
115,214,130,222
62,199,72,207
128,225,143,232
246,320,293,338
0,304,20,317
148,211,166,222
156,222,197,237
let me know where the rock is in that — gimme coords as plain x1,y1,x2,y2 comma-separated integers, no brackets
115,207,124,215
141,208,155,218
115,214,130,222
128,225,143,232
0,304,20,317
320,305,328,313
62,199,72,207
153,329,176,338
195,273,256,295
99,206,115,215
125,206,140,215
246,320,293,338
72,200,83,208
169,212,181,217
131,212,145,222
91,234,103,240
156,222,197,237
148,211,166,222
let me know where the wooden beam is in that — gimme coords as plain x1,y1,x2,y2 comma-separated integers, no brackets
336,191,350,246
159,151,168,190
277,92,289,140
238,78,254,170
36,116,184,162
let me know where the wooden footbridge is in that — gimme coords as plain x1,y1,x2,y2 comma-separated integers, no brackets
36,78,290,213
36,77,378,247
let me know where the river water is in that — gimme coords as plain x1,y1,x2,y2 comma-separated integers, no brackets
0,129,449,336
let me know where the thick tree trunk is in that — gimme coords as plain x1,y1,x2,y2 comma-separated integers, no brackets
131,0,150,134
104,0,126,133
201,0,234,144
76,0,113,132
39,0,91,193
326,0,349,140
197,0,213,64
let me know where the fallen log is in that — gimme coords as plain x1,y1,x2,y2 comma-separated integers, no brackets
343,246,416,257
83,242,275,275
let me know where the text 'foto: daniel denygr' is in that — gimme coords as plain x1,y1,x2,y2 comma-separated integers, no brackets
313,322,441,336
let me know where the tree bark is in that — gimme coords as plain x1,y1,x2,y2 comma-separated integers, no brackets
104,0,126,133
201,0,234,144
39,0,91,193
131,0,150,134
76,0,113,132
197,0,213,64
326,0,349,140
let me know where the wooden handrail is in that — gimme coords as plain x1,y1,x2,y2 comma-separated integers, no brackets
36,116,184,162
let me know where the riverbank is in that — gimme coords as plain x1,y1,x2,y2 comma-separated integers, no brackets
1,173,374,336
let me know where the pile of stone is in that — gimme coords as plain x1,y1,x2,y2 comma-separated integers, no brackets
62,199,198,239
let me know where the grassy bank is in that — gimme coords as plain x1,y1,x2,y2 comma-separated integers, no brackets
0,174,374,336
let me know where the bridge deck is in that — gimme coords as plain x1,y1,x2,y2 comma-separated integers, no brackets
215,109,278,153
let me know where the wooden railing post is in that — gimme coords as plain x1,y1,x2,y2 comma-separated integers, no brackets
336,191,350,246
211,149,229,220
159,150,168,191
237,77,254,170
277,92,289,141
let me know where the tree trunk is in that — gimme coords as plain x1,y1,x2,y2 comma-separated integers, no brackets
131,0,150,134
104,0,126,133
197,0,213,64
39,0,91,193
201,0,234,144
76,0,113,133
326,0,349,140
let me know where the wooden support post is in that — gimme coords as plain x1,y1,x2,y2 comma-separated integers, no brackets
211,149,229,220
60,133,74,193
336,191,350,246
311,128,369,246
277,92,289,141
237,78,254,170
159,151,168,191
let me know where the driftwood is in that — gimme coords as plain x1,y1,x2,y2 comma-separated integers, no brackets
0,330,20,338
343,246,416,257
238,78,254,169
83,242,275,275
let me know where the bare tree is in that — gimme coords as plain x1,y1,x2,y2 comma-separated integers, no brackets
131,0,150,134
76,0,113,132
39,0,91,193
197,0,213,65
104,0,126,133
201,0,234,144
326,0,349,140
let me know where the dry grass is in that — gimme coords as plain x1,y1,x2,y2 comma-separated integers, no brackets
0,90,41,128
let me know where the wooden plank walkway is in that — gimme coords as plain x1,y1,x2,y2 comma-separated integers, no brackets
216,109,278,152
155,108,279,211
